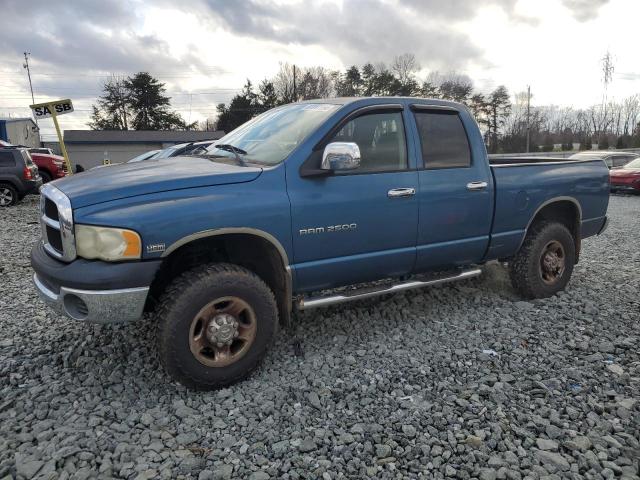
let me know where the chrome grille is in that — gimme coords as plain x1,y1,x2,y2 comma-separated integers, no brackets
40,184,76,262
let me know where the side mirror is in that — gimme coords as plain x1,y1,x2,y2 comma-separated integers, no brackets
321,142,361,171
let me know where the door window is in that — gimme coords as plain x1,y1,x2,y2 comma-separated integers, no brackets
414,110,471,169
330,111,407,173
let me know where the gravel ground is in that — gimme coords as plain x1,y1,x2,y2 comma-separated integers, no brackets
1,194,639,480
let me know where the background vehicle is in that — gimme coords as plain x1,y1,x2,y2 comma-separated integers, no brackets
29,148,55,155
126,149,161,163
29,151,68,183
31,98,609,389
569,151,639,169
91,149,162,170
609,157,640,193
0,148,42,206
152,140,217,159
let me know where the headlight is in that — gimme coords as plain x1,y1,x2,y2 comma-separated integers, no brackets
75,225,142,261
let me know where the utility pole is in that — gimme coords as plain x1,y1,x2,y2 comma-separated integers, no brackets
526,85,531,153
600,50,614,142
293,64,297,102
23,52,37,127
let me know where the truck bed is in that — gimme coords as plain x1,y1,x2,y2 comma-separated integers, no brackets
484,158,610,261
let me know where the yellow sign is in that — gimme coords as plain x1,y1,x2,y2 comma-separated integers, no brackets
30,99,73,175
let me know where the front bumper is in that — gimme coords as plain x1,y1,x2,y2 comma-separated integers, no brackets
33,273,149,323
31,242,161,323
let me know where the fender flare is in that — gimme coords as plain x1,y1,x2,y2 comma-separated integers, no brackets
162,227,293,318
517,196,583,254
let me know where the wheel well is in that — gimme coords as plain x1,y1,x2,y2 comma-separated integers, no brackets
147,234,291,326
528,200,581,262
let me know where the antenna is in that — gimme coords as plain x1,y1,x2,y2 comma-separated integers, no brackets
23,52,38,127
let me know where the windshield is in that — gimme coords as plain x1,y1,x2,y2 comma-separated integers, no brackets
154,144,186,159
203,103,340,165
128,150,159,163
624,158,640,169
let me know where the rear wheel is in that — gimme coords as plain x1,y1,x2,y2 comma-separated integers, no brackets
509,221,575,299
155,263,278,389
39,170,52,184
0,184,18,207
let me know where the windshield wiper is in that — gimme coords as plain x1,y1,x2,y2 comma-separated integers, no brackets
215,143,248,166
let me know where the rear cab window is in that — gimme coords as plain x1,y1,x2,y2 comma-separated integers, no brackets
412,109,471,169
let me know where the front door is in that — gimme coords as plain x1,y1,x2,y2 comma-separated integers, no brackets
288,108,419,292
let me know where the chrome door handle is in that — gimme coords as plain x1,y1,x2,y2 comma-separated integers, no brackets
387,188,416,198
466,181,488,191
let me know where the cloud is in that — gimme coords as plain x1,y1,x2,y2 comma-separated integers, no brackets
195,0,492,70
0,0,217,76
561,0,609,21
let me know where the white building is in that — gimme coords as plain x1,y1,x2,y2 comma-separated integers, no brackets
64,130,225,169
0,118,40,148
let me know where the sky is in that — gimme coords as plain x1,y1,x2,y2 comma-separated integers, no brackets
0,0,638,140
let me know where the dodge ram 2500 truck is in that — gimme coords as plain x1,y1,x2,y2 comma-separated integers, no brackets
31,97,610,389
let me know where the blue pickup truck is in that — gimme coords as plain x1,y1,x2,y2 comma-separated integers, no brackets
31,97,610,389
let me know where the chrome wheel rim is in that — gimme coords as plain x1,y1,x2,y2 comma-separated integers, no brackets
188,296,257,367
0,188,13,206
539,240,566,285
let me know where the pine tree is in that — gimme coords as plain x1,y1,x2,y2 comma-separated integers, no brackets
89,72,192,130
125,72,189,130
486,86,511,153
88,76,130,130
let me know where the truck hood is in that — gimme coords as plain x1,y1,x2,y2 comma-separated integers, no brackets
54,156,262,208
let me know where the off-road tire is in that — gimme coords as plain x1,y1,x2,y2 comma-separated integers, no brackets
39,170,52,184
155,263,278,390
0,183,18,207
509,221,575,299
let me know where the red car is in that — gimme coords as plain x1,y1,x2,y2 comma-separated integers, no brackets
29,151,68,183
610,157,640,193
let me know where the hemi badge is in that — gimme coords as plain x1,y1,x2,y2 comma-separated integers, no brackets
146,243,166,253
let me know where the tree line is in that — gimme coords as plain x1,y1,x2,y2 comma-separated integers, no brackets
213,54,640,153
90,56,640,153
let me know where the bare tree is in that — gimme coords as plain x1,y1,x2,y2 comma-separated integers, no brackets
391,53,420,86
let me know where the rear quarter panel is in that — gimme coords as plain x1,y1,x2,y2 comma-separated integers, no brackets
486,160,609,260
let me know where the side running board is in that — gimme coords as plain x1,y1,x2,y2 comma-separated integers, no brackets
296,268,482,310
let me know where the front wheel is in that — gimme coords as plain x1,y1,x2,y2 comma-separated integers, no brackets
155,263,278,390
509,221,576,299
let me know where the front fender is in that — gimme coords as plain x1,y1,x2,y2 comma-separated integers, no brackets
72,167,293,263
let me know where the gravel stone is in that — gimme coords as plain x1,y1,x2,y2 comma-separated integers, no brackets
535,438,558,451
1,195,639,479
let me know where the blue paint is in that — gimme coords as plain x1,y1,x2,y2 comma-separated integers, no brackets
54,97,610,294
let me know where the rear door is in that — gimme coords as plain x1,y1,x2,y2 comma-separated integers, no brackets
288,106,419,292
410,106,493,271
